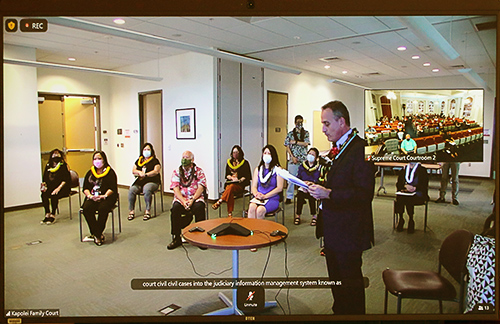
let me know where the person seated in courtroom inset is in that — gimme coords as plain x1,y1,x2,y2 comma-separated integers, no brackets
400,133,417,155
127,143,161,221
364,126,377,145
247,144,284,220
395,162,429,234
167,151,207,250
212,145,252,217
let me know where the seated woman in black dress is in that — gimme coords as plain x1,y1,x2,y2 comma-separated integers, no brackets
82,151,118,246
212,145,252,217
395,162,429,233
40,148,71,225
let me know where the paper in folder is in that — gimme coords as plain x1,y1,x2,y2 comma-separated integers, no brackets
275,167,309,189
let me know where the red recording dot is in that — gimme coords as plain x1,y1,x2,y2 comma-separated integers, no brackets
25,23,29,27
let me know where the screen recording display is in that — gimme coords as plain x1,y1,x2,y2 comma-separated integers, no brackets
2,10,498,324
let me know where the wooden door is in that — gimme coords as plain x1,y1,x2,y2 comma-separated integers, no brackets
267,91,288,168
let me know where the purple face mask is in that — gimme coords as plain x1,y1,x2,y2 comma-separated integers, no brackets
93,159,104,169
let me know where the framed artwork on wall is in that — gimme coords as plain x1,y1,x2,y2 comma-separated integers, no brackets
175,108,196,140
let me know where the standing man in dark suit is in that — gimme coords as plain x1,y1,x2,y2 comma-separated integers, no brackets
308,100,375,315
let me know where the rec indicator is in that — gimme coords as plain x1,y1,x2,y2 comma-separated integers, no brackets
20,19,48,32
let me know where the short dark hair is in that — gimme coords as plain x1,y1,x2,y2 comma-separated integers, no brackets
322,100,350,126
141,142,155,157
308,147,320,158
294,115,303,123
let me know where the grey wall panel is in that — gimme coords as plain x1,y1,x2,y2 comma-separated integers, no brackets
218,59,241,193
241,64,264,173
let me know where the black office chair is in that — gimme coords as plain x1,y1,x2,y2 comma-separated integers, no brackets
264,192,285,225
56,169,81,220
383,229,474,314
218,185,251,218
392,199,429,232
79,193,122,243
137,181,164,217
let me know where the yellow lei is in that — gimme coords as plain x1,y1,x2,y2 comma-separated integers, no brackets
227,158,245,170
138,156,153,167
48,162,62,173
91,166,110,178
301,160,319,172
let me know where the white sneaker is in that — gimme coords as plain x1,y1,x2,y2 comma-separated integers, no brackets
83,235,95,242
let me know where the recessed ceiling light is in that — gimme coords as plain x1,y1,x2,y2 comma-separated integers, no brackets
397,46,407,51
423,62,431,67
411,55,420,60
113,18,125,25
294,36,301,40
342,70,348,74
432,68,440,72
68,57,76,61
324,65,331,69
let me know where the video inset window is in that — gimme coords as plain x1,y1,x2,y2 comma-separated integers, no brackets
364,89,485,163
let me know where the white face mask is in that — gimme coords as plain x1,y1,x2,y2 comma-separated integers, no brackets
306,154,316,163
143,150,152,158
262,154,272,164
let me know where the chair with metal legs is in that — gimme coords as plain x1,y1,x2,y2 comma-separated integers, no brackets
382,229,474,314
79,193,122,243
138,181,164,217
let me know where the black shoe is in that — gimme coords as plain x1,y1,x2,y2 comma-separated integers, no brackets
407,219,415,234
452,199,459,205
396,217,405,232
435,197,446,203
167,237,182,250
285,199,292,205
45,216,56,225
198,246,208,250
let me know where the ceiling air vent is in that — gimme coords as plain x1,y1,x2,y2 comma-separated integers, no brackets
450,64,466,69
319,57,340,63
362,72,381,76
417,45,432,52
474,21,496,32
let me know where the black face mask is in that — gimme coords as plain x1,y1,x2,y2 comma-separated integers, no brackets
53,157,62,163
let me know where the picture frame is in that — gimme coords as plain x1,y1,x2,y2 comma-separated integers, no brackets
175,108,196,140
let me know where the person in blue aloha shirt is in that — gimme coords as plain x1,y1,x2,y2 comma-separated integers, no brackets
284,115,310,204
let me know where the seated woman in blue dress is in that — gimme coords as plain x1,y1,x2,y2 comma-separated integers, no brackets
248,144,284,220
295,147,321,226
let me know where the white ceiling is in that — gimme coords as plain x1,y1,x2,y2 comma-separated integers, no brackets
3,15,496,84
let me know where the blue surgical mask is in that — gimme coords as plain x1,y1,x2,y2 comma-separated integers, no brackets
306,154,316,163
143,150,152,158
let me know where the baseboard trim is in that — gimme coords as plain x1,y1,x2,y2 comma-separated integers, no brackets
5,202,43,212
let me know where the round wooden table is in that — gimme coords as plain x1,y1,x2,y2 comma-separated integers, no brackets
182,217,288,316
